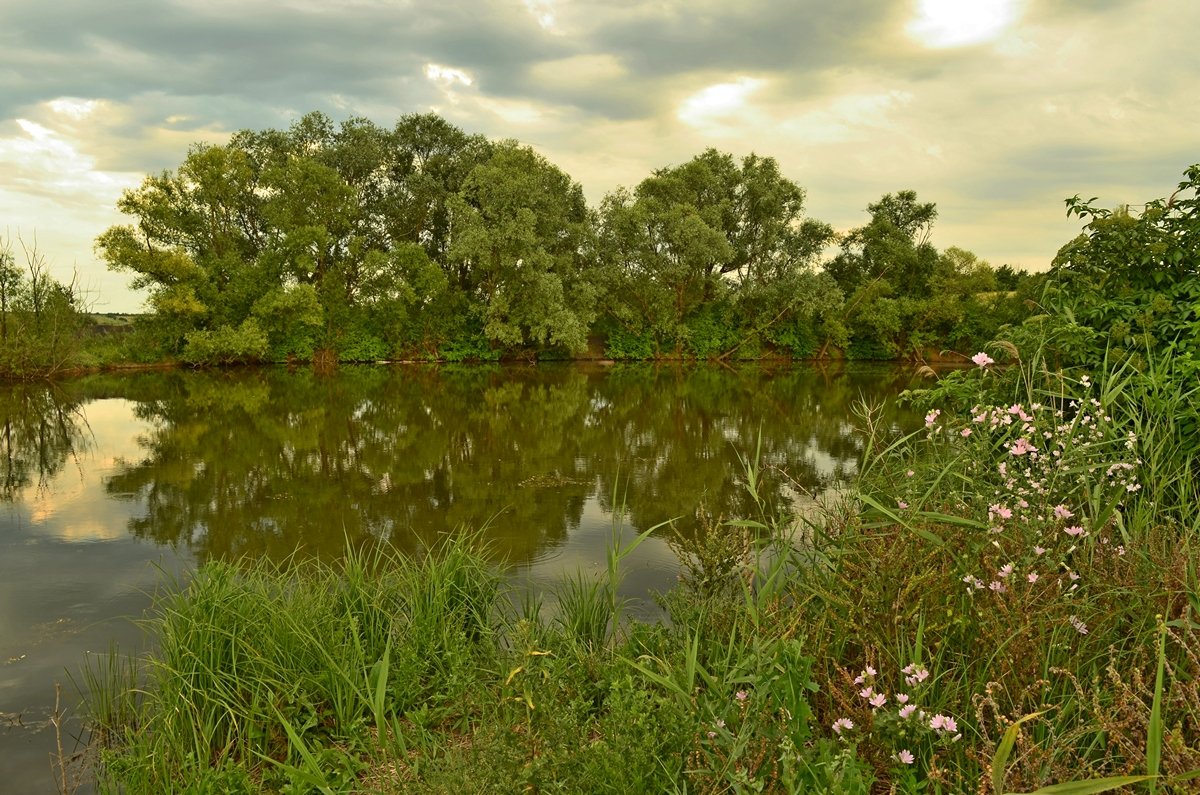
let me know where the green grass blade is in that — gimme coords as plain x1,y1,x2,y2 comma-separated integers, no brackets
858,492,945,545
1006,776,1153,794
262,706,336,795
370,635,392,731
913,510,988,530
1146,618,1167,795
991,711,1046,795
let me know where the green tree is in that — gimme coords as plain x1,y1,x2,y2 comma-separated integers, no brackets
826,190,939,297
0,235,86,377
1051,164,1200,362
824,191,940,358
95,141,267,354
445,141,598,353
98,112,500,361
598,149,835,356
901,246,1000,354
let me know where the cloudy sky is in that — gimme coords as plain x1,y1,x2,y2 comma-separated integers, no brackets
1,0,1196,312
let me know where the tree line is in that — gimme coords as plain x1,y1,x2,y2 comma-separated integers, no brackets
88,111,1040,366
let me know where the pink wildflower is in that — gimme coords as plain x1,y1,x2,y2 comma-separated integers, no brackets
1053,505,1074,519
832,717,854,735
1033,545,1047,556
971,352,994,368
998,563,1013,579
895,693,910,704
1027,572,1039,583
1064,525,1085,538
897,500,909,510
1009,438,1037,456
735,690,748,702
925,409,941,428
929,714,958,734
902,664,929,686
869,692,887,709
899,704,917,719
960,427,972,437
895,749,916,765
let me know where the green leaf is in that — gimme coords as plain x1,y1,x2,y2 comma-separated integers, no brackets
1006,776,1153,795
1147,620,1167,795
858,492,945,545
990,711,1046,795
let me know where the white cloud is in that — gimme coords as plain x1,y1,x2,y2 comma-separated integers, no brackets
677,77,766,133
523,0,557,31
907,0,1022,48
425,63,474,88
47,97,99,119
0,110,139,202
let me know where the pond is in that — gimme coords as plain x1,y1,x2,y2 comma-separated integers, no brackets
0,362,916,793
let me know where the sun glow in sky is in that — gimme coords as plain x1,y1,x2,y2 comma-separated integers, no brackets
0,0,1196,312
907,0,1021,48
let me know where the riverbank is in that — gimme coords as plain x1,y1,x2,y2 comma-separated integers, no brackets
76,350,1200,793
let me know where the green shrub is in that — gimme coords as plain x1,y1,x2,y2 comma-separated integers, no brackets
682,304,738,359
602,326,656,360
438,332,501,362
181,320,268,365
766,316,819,358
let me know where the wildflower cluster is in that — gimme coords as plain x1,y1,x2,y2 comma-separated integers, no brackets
901,359,1141,637
830,662,961,778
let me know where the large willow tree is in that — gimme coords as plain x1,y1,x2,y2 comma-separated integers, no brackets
597,149,839,357
97,113,496,362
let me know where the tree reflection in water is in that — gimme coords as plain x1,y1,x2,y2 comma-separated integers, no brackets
6,364,916,564
0,382,91,501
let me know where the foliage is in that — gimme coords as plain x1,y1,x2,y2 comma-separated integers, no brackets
827,190,939,298
597,149,839,357
0,234,87,377
600,323,657,360
91,110,1045,365
1051,164,1200,366
1041,164,1200,458
447,141,598,354
95,112,499,362
823,194,1024,360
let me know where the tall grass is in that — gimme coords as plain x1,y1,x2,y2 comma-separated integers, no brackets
89,537,501,792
